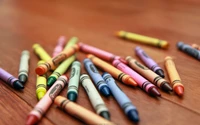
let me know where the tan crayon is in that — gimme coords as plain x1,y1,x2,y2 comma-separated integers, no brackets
54,96,115,125
191,43,200,50
35,44,79,75
164,56,184,96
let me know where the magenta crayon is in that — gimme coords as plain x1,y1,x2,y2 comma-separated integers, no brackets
112,59,160,97
26,75,68,125
0,68,24,90
135,46,165,78
79,42,122,62
52,36,66,57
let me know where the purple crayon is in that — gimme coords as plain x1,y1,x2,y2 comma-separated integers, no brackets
112,59,161,97
0,68,24,89
52,36,66,57
135,47,165,78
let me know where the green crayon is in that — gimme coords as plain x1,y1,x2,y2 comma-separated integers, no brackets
47,55,76,86
64,37,78,50
67,61,81,102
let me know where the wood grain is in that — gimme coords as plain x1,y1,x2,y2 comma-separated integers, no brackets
0,0,200,125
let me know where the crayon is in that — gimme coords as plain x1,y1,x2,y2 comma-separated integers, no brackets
79,42,122,62
0,68,24,90
26,75,68,125
18,50,30,84
164,56,184,96
125,56,172,92
47,55,75,87
67,61,81,102
191,43,200,50
87,54,137,87
36,61,47,100
80,74,110,120
35,44,79,75
52,36,66,57
112,59,161,97
54,96,115,125
117,31,169,49
32,44,51,62
177,42,200,60
84,58,111,97
64,37,78,50
102,73,139,123
135,46,165,78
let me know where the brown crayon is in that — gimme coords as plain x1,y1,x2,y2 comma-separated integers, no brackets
164,56,184,96
87,54,137,87
35,44,79,75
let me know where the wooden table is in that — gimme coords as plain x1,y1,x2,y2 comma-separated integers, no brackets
0,0,200,125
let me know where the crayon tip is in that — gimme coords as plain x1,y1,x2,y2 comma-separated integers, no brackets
174,85,184,96
161,82,173,92
26,115,39,125
155,69,165,78
67,92,77,102
13,81,24,90
37,92,45,100
127,78,138,87
99,111,110,120
35,66,46,75
47,77,57,87
127,109,139,123
18,74,28,84
115,31,121,36
149,87,161,97
100,86,111,97
119,58,128,65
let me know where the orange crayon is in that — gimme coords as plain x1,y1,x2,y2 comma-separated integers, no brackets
164,56,184,96
87,54,137,87
35,44,79,75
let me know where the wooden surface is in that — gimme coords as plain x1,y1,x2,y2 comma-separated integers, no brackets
0,0,200,125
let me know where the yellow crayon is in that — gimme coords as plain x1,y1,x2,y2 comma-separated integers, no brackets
117,31,169,49
164,56,184,96
36,60,47,100
32,44,51,62
64,37,79,50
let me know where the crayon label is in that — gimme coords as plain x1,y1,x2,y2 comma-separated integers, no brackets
52,54,66,66
89,64,98,73
70,68,75,79
135,61,148,70
49,84,62,101
185,48,199,58
142,52,149,58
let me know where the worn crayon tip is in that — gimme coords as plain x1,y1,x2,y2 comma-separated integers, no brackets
35,66,46,75
162,82,173,92
26,115,39,125
100,111,110,120
19,74,28,84
47,77,57,87
67,92,77,102
177,41,184,50
37,92,45,100
13,81,24,90
155,69,165,78
127,109,139,123
100,86,111,97
119,57,128,65
174,85,184,96
149,87,161,97
127,78,138,87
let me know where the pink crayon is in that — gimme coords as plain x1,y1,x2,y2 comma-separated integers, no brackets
79,42,124,62
52,36,66,57
26,75,68,125
112,59,161,97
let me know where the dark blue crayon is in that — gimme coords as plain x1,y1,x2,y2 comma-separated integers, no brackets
177,42,200,60
102,72,139,123
83,58,111,97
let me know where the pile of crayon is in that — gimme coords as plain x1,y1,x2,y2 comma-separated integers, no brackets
1,31,199,125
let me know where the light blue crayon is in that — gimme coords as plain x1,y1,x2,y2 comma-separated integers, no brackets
83,58,111,97
102,72,139,123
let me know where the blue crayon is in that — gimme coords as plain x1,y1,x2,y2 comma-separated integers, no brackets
102,72,139,123
177,42,200,60
83,58,111,97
